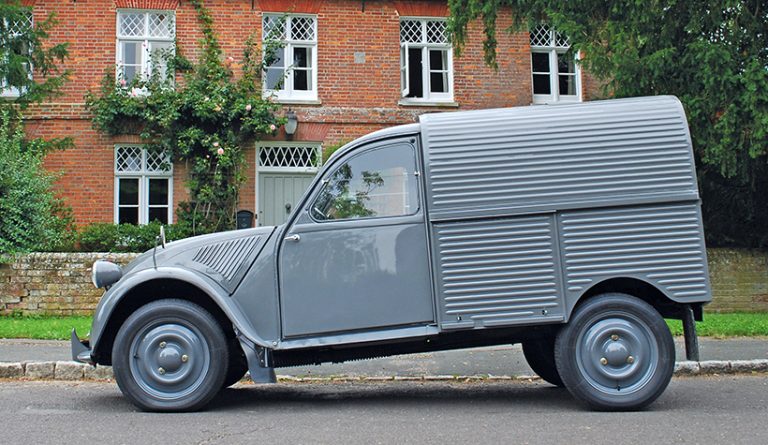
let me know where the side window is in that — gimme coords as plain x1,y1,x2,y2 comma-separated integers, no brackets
311,144,419,222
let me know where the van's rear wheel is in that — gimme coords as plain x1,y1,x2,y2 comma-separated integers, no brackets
522,338,564,387
112,299,228,412
554,293,674,411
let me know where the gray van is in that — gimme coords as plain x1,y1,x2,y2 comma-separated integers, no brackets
73,96,711,412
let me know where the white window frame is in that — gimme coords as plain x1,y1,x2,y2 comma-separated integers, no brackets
114,145,174,225
399,17,454,104
115,9,176,86
530,26,582,104
262,14,318,102
1,10,33,98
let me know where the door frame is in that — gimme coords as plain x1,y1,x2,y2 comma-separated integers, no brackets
277,136,436,338
255,141,322,226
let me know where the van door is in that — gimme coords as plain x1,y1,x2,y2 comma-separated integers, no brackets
278,138,434,337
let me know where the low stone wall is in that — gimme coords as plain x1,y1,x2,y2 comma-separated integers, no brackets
0,249,766,315
0,253,139,315
707,249,768,312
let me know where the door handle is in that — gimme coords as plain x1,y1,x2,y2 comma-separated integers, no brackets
284,234,301,242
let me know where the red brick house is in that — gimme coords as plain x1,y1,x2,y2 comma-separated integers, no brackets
14,0,599,228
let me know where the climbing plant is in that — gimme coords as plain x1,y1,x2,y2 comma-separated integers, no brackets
86,0,284,234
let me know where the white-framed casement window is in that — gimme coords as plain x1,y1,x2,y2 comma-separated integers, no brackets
262,14,318,101
399,18,453,103
116,10,175,85
530,25,581,104
1,9,33,98
114,145,173,225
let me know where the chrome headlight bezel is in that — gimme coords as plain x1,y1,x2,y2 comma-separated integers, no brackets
92,260,122,289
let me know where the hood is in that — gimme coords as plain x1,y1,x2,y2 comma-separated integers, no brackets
121,226,277,293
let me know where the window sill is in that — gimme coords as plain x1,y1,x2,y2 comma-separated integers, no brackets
398,99,459,108
273,99,322,106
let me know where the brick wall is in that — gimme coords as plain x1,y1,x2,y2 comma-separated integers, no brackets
21,0,602,227
1,249,766,315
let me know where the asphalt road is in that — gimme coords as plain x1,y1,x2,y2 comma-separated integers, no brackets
1,375,766,444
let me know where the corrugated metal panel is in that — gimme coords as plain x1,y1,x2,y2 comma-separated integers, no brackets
191,235,262,291
434,216,564,330
560,204,710,303
420,96,698,220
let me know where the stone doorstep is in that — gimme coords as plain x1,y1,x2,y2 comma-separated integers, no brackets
0,359,767,382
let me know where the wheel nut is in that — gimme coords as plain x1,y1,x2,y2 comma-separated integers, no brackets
158,367,166,375
181,354,189,363
600,357,608,365
611,334,619,341
627,356,635,364
159,341,166,348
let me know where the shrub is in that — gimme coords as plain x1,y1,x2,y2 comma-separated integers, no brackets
77,222,192,253
0,109,74,259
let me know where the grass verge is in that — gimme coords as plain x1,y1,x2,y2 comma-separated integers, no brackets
0,313,766,340
0,315,92,340
666,312,768,338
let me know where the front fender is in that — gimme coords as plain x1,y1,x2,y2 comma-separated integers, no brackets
89,266,272,358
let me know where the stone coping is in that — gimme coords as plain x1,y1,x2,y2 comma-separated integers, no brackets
1,360,766,382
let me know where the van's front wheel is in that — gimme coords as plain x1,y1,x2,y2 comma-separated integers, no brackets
112,299,228,412
554,293,675,411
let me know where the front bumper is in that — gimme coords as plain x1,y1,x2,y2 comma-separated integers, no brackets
70,328,95,365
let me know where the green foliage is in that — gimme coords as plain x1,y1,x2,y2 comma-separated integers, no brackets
448,0,768,247
86,0,284,234
0,109,74,259
322,140,350,164
0,0,69,108
77,222,192,253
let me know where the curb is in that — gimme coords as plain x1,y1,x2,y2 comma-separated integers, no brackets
1,359,768,382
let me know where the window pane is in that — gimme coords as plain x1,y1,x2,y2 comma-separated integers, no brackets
531,52,550,73
533,74,551,95
406,48,423,98
266,68,285,90
557,53,575,74
148,207,169,224
311,144,418,221
430,72,448,93
119,178,139,205
429,49,446,71
149,178,169,205
266,47,285,68
118,207,139,224
149,41,173,81
122,42,141,65
293,47,311,68
559,74,577,96
293,69,310,91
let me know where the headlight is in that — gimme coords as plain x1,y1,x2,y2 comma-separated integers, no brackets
92,260,122,289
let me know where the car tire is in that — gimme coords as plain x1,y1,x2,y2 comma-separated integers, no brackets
554,293,675,411
522,337,564,387
223,340,249,388
112,299,229,412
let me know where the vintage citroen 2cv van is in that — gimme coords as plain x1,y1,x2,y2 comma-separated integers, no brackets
73,96,711,412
